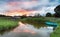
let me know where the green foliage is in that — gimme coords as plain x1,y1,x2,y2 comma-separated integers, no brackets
0,17,18,31
50,19,60,37
20,17,51,28
21,18,46,28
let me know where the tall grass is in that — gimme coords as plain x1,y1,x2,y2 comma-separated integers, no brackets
51,21,60,37
0,17,18,31
20,17,51,28
21,17,51,24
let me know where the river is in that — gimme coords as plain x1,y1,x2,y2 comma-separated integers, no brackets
0,22,53,37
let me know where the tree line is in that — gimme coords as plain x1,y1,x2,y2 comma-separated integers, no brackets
46,5,60,17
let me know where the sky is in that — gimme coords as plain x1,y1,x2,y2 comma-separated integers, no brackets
0,0,60,16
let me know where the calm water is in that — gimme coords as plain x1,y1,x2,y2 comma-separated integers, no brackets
0,22,53,37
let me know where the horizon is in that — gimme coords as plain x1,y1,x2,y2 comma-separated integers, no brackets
0,0,60,16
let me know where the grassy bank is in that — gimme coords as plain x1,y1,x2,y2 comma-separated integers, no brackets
51,22,60,37
0,17,19,32
20,17,57,24
20,17,51,28
21,17,50,24
48,17,60,37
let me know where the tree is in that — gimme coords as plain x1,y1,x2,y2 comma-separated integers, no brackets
21,14,27,19
0,14,6,17
54,5,60,17
34,13,41,17
46,12,52,17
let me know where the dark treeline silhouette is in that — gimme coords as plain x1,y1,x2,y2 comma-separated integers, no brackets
0,14,28,20
0,15,6,17
54,5,60,17
0,14,13,18
21,14,27,19
46,12,52,17
45,5,60,18
34,13,42,18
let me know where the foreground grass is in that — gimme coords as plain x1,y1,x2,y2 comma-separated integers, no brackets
48,17,60,37
51,23,60,37
0,17,19,32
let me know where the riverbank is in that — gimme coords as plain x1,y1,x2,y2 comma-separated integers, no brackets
0,17,19,32
20,17,60,37
51,23,60,37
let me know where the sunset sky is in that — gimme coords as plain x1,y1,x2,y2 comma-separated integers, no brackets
0,0,60,16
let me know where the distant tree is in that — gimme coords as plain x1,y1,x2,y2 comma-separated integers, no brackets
34,13,41,17
21,14,27,19
0,14,6,17
46,12,52,17
54,5,60,17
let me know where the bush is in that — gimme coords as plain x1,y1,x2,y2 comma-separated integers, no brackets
46,12,52,17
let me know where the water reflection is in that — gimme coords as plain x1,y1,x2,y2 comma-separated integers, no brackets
0,22,53,37
21,21,47,29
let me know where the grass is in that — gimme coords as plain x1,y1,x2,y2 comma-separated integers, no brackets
20,17,51,28
44,16,60,36
0,17,19,32
50,22,60,37
21,17,50,24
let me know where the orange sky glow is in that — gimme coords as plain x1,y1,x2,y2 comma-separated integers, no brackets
5,9,34,16
3,2,36,16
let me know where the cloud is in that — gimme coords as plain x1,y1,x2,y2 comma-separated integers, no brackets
0,0,60,15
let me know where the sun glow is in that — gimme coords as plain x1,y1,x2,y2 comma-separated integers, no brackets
5,9,32,16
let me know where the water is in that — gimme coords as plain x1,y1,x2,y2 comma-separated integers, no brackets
0,22,53,37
